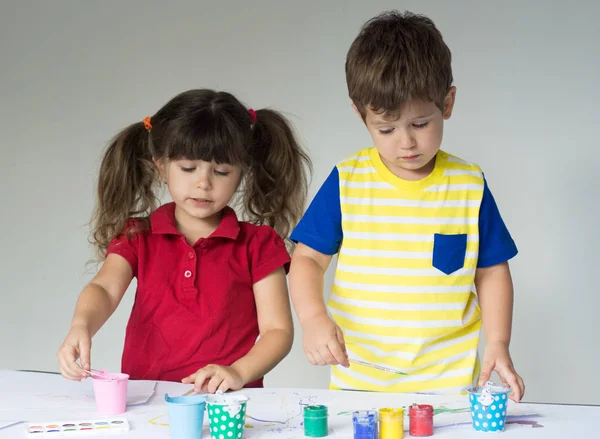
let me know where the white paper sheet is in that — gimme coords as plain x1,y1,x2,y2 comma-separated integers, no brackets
0,370,156,421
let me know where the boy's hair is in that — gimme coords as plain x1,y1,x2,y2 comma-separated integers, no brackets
91,89,311,260
346,10,453,118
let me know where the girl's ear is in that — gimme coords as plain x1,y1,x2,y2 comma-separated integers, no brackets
153,158,166,182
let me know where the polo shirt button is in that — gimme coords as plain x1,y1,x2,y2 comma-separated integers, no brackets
188,252,195,259
184,270,192,278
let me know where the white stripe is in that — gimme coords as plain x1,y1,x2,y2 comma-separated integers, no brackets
339,155,371,164
340,196,481,208
337,262,476,277
342,328,433,344
343,231,479,242
339,248,478,259
349,332,479,359
443,169,482,177
330,293,468,311
330,298,478,327
333,364,474,386
346,348,478,373
337,166,376,174
424,183,483,192
333,278,474,294
340,181,396,189
447,156,470,165
342,213,477,225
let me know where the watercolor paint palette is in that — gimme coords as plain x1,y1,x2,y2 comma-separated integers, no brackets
26,419,129,436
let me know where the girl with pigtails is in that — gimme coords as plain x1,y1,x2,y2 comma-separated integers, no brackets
57,89,312,393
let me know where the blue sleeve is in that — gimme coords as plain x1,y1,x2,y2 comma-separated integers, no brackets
478,177,518,268
290,167,342,255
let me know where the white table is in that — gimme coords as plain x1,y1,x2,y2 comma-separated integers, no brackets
0,372,597,438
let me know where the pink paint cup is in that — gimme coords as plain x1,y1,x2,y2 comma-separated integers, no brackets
91,372,129,415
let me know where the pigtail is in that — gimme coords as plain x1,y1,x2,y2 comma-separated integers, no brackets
90,121,158,261
244,109,312,250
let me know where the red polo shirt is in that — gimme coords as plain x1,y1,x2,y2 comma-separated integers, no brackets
106,202,290,387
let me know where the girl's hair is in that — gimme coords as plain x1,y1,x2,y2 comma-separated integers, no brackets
90,89,312,260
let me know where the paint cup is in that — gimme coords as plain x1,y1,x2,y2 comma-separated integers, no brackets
467,382,511,433
352,410,377,439
91,372,129,415
409,404,434,437
165,394,208,439
379,408,403,439
207,394,249,439
304,405,328,437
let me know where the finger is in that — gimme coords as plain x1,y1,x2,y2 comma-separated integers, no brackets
306,351,317,366
328,337,349,367
193,370,213,393
319,347,337,365
60,348,85,381
313,349,329,366
478,361,494,386
498,368,521,403
207,375,225,394
335,326,348,357
517,376,526,400
79,340,92,374
57,354,77,381
218,378,231,394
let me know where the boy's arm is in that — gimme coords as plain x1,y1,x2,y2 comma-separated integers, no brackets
475,262,524,402
289,244,349,366
289,243,332,325
475,177,524,402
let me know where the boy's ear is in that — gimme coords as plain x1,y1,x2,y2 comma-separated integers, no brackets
443,86,457,119
351,103,366,122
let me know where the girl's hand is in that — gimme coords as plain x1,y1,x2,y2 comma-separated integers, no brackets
57,324,92,381
301,313,349,367
182,365,245,394
479,341,525,403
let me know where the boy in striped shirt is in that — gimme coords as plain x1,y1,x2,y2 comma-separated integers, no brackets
289,10,525,402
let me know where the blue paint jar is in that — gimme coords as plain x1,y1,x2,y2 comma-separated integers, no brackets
353,410,378,439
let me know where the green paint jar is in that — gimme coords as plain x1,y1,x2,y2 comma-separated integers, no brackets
304,405,328,437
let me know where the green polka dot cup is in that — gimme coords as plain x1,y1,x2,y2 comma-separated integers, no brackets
207,394,249,439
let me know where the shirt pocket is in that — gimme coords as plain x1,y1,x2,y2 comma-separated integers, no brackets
432,233,468,275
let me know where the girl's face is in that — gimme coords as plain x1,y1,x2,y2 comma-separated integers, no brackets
159,158,242,228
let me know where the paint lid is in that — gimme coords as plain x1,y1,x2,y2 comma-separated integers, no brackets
379,408,403,420
352,410,378,424
164,393,208,405
466,381,511,395
304,405,328,418
409,404,433,418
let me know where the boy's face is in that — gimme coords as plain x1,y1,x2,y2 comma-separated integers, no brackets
355,87,456,181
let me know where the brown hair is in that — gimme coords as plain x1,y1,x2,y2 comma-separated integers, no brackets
346,10,453,119
90,89,312,260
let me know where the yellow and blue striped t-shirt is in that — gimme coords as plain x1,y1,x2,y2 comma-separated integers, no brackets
291,148,517,395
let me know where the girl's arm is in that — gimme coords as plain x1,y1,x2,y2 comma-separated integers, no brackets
183,266,293,392
476,261,525,402
57,254,132,380
231,266,294,383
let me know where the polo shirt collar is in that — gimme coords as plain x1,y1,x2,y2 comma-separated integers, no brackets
150,202,240,240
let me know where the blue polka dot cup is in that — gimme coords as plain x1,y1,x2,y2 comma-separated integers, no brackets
467,382,510,433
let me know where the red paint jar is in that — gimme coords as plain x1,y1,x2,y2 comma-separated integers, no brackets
409,404,433,436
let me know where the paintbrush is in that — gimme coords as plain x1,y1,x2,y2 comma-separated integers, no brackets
349,359,407,375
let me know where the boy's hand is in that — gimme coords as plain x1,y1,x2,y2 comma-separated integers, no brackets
479,341,525,403
57,324,92,381
301,313,349,367
182,365,244,394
